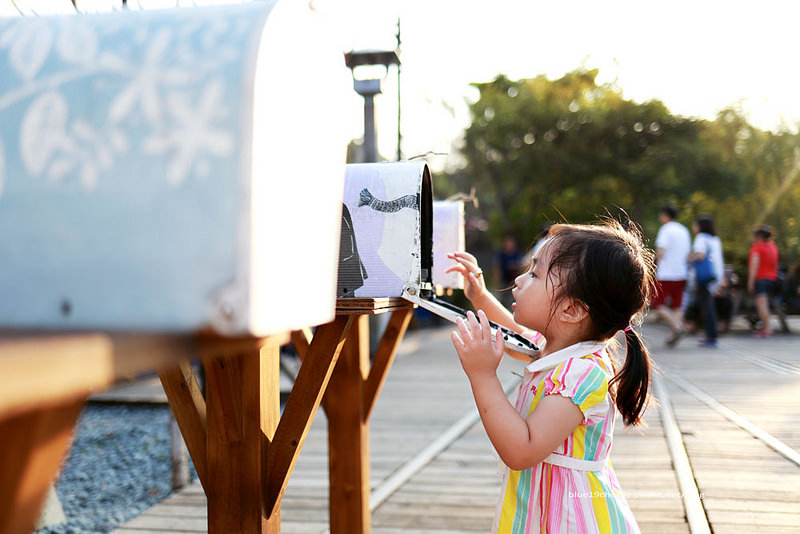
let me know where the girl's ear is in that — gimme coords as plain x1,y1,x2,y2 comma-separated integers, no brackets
559,298,590,325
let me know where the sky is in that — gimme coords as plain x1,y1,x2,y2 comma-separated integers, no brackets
4,0,800,172
321,0,800,171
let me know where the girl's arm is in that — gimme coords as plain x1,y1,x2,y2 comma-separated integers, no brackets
453,311,582,470
446,252,529,333
447,252,538,362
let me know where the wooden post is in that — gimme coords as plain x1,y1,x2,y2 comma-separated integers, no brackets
203,336,281,534
0,399,84,534
159,361,209,492
326,314,371,534
169,413,190,490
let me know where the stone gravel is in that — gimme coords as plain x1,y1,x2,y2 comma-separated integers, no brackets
37,404,195,534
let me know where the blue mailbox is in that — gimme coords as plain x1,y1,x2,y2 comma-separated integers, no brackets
0,1,351,336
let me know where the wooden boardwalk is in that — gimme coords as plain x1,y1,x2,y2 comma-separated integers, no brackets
649,325,800,534
111,319,800,533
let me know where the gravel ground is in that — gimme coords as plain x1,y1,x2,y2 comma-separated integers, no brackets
37,404,195,534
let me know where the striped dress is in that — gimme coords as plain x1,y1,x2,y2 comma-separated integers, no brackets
492,336,640,533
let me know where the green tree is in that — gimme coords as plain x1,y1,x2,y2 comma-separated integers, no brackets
686,108,800,267
442,69,777,265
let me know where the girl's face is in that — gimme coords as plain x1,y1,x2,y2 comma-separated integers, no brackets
511,239,559,332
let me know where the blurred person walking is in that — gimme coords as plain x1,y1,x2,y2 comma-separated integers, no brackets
690,215,724,348
653,206,692,347
748,225,780,337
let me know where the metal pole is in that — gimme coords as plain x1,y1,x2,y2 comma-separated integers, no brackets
396,19,402,161
363,94,377,162
169,413,190,489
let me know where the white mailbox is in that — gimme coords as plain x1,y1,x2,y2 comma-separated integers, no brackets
339,162,537,355
0,1,350,336
337,161,433,299
432,200,466,291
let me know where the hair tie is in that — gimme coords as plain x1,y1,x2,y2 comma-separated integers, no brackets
623,325,633,332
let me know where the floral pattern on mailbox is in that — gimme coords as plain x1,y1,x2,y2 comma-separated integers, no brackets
0,6,261,193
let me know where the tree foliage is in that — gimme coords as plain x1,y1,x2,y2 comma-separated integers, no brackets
442,69,800,270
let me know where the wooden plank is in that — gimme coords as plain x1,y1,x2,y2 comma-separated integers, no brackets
118,325,696,534
261,340,281,526
264,316,351,518
656,351,800,533
336,298,411,315
105,334,201,381
0,399,85,534
363,308,413,419
290,328,312,361
203,336,281,534
326,314,371,534
652,376,710,533
159,361,209,492
0,334,112,419
706,510,800,527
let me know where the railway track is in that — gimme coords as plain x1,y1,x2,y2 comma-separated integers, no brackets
654,333,800,533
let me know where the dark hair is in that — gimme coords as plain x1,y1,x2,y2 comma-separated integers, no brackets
754,225,772,240
536,223,553,240
660,205,677,220
695,215,716,236
544,220,656,426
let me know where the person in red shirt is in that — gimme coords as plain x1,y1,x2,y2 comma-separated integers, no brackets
748,226,780,337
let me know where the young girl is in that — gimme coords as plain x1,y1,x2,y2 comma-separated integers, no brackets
446,221,654,533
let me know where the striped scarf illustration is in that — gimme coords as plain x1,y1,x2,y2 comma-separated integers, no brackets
358,188,419,212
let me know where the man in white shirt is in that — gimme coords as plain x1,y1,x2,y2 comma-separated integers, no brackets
653,206,692,346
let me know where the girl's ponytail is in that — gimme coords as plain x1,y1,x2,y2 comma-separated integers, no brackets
611,328,651,426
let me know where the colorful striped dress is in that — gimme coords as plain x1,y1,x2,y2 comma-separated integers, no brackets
492,336,640,533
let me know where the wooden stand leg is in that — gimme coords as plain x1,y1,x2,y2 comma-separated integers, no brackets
326,315,371,534
265,317,352,517
203,338,280,534
158,361,208,493
0,399,84,534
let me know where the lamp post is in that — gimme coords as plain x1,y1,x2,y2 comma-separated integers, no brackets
344,49,400,163
344,49,401,350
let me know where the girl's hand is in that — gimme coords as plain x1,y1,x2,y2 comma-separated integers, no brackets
451,310,504,381
445,252,487,303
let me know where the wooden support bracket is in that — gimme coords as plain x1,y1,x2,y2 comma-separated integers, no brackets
290,328,312,361
263,316,352,518
158,361,208,492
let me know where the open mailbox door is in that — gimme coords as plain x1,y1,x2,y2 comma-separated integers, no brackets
401,289,540,356
338,162,539,356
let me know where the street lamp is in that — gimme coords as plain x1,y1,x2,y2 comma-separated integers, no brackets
344,49,400,163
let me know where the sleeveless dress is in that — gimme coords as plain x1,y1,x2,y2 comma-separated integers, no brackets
492,335,641,533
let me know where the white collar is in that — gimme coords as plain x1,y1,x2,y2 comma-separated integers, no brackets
525,340,609,375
